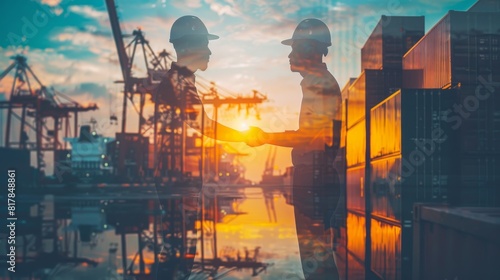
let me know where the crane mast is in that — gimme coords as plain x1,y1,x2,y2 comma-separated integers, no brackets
105,0,130,133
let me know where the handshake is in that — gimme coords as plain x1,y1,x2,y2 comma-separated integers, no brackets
243,126,269,147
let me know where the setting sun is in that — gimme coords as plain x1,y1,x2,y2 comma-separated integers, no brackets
239,121,250,131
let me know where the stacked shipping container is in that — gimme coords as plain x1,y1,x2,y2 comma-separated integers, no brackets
344,6,500,279
402,11,500,88
467,0,500,12
345,15,425,279
369,89,454,279
451,84,500,206
402,10,500,207
361,16,425,71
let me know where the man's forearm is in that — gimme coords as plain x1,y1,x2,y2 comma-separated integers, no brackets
214,123,245,142
195,113,245,142
261,130,334,148
263,131,304,147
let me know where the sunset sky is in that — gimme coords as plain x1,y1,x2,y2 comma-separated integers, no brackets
0,0,478,181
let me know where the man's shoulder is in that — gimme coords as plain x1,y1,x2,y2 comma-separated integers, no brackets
303,70,341,95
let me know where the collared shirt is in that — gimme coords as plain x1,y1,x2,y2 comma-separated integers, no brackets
155,62,202,121
291,63,342,166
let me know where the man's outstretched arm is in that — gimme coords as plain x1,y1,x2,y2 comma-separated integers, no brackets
246,127,331,148
196,110,247,142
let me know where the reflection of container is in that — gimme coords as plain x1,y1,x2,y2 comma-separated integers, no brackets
403,11,500,88
413,204,500,280
361,16,424,71
370,218,401,280
346,211,366,264
105,200,149,234
69,206,107,242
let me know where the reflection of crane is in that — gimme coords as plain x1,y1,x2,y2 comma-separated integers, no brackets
0,55,98,175
263,146,277,177
261,146,280,223
261,146,282,184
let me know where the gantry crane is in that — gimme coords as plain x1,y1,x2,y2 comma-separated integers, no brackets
105,0,169,134
0,54,98,176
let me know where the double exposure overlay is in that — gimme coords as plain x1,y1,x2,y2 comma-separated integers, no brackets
0,0,499,280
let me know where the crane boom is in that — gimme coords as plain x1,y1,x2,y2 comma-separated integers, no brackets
105,0,129,83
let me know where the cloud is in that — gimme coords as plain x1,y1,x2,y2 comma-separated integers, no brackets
328,2,347,12
40,0,62,7
69,5,107,20
72,82,110,98
172,0,203,9
52,26,115,57
204,0,241,17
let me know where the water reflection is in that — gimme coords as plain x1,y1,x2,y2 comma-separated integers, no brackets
17,187,307,280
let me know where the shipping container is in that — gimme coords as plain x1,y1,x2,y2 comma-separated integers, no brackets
453,155,500,206
347,70,402,128
370,92,401,158
346,119,366,167
361,16,425,71
347,166,366,212
413,204,500,280
0,147,34,188
342,78,356,101
370,218,402,280
332,100,348,228
370,89,454,221
454,85,500,155
112,133,149,180
292,152,341,221
403,11,500,88
368,89,458,279
445,84,500,206
468,0,500,12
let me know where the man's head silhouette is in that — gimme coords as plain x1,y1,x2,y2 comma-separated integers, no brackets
170,15,219,72
281,19,331,73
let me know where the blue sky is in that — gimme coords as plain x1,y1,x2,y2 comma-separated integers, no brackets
0,0,479,179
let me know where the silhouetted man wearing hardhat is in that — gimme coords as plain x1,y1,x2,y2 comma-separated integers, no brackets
153,15,252,279
156,15,246,142
246,19,342,279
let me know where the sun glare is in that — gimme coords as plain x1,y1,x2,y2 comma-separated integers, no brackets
240,121,249,131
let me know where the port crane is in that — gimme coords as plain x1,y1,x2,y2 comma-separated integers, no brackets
0,54,98,175
105,0,267,183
